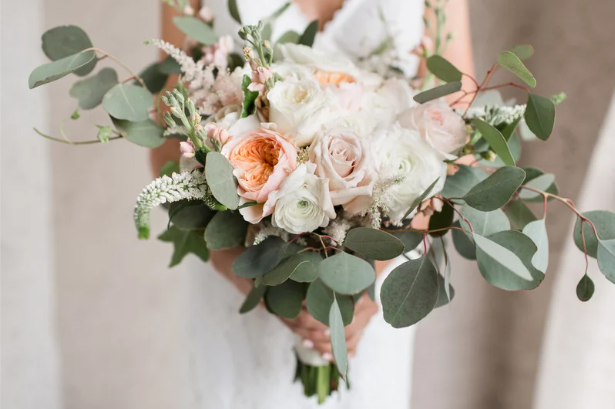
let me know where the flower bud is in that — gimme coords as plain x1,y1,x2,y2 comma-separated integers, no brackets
171,107,183,118
198,5,213,22
183,5,194,15
163,112,177,128
187,99,196,116
263,40,271,49
179,140,196,159
172,89,185,105
205,122,231,144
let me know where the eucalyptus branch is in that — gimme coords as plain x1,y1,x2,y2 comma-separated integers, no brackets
82,47,147,89
384,225,468,235
34,127,122,145
462,63,498,116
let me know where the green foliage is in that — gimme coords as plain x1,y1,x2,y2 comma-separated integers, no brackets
426,55,462,82
232,236,288,278
381,256,439,328
318,252,376,295
228,0,242,24
343,228,404,260
440,165,487,198
160,161,180,177
525,94,556,140
204,211,247,250
29,51,97,89
290,252,321,282
69,67,118,110
205,152,240,210
522,167,559,202
173,16,219,45
158,226,209,267
576,275,595,302
391,231,423,252
158,55,182,74
573,211,615,257
329,298,348,377
474,231,544,290
299,20,319,47
96,125,113,143
459,205,511,236
264,280,306,319
434,273,455,308
403,178,441,219
169,201,214,230
137,62,169,94
413,82,462,104
262,252,319,286
305,279,354,326
472,118,516,167
519,173,555,200
240,74,259,118
461,166,526,211
597,240,615,283
508,44,535,60
505,200,537,230
111,117,165,148
103,84,153,122
428,202,455,237
522,219,549,273
239,282,267,314
41,25,96,76
497,50,536,88
452,221,476,259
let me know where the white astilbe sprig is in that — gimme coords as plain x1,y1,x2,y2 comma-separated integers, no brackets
464,104,526,127
253,220,290,245
367,175,406,227
134,170,208,239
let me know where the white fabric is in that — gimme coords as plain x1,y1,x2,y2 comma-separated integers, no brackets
533,91,615,409
182,1,424,408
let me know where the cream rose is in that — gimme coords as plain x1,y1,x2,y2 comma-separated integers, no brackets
278,43,359,77
308,127,374,214
267,78,333,147
371,124,447,224
222,116,298,223
263,163,336,234
398,101,467,157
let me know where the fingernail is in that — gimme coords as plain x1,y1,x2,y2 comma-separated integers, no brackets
302,339,314,349
323,329,330,336
323,353,333,361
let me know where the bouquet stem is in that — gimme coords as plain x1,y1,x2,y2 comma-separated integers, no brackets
295,357,342,404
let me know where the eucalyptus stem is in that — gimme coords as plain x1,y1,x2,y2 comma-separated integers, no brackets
82,47,147,89
34,127,122,145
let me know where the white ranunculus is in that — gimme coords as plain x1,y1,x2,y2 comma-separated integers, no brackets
267,78,333,147
271,62,315,82
263,163,336,234
308,127,374,214
372,124,447,223
278,43,359,77
398,101,467,158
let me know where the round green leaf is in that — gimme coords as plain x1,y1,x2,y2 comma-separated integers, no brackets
69,67,118,110
111,118,165,148
391,231,424,253
440,165,487,198
318,252,376,295
434,273,455,308
264,280,306,319
173,16,219,45
413,82,462,104
29,50,97,89
138,62,169,94
597,239,615,284
290,251,321,283
519,173,555,200
426,55,462,82
169,201,214,230
505,199,537,230
232,236,288,278
42,25,96,76
497,50,536,88
103,84,152,122
428,202,455,237
205,152,240,210
576,275,595,302
299,20,319,47
263,253,317,286
522,219,549,273
525,93,556,141
472,118,516,167
459,204,511,236
239,283,267,314
462,166,526,211
160,161,180,178
329,298,348,377
381,256,439,328
474,231,544,290
343,227,404,260
204,211,248,250
508,44,534,60
522,167,559,202
228,0,242,24
452,221,476,260
158,55,182,75
305,279,354,326
573,211,615,258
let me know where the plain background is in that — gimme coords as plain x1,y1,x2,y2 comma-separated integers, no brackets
2,0,615,408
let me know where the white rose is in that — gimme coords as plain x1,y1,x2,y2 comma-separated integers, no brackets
308,127,374,214
271,62,315,81
264,163,336,234
372,124,447,224
267,78,333,147
398,101,467,158
278,43,359,77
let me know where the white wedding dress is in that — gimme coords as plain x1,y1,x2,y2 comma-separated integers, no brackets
180,1,424,408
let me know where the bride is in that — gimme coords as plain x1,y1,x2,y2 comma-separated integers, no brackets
151,1,473,407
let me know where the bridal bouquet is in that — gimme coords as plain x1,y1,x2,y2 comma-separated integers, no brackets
27,0,615,404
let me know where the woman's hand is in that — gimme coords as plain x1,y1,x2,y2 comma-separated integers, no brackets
280,293,378,360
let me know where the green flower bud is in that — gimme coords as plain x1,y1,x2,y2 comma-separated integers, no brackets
163,112,177,128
